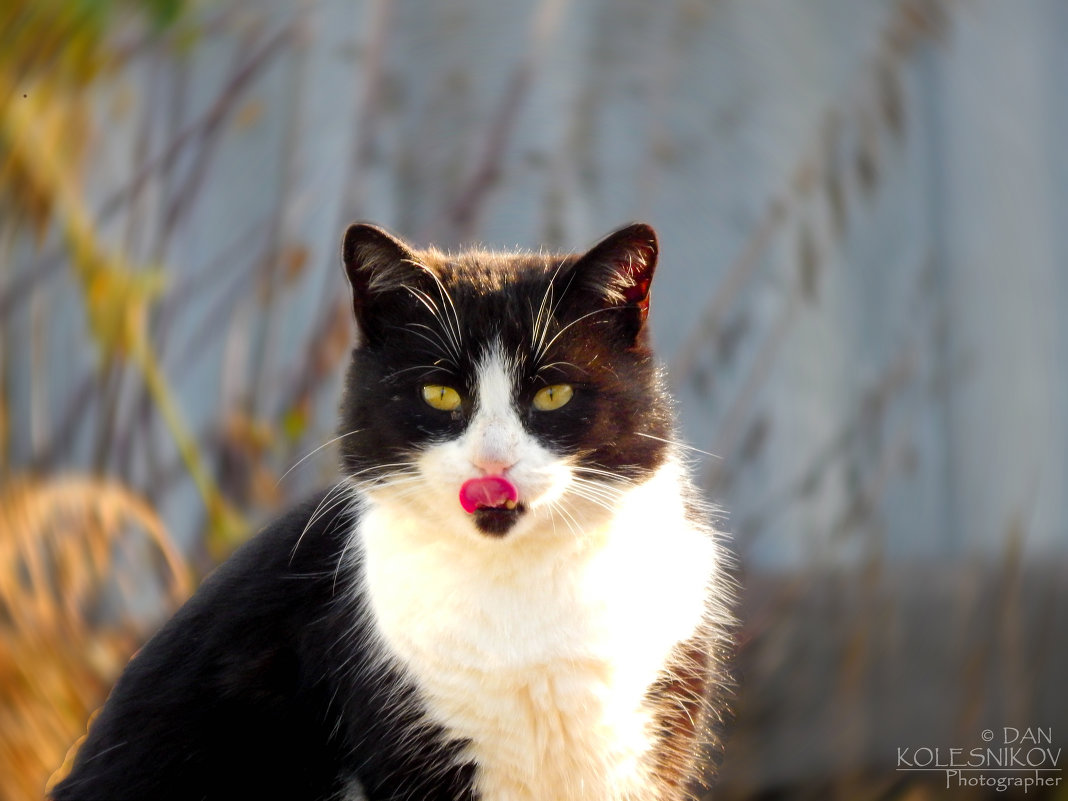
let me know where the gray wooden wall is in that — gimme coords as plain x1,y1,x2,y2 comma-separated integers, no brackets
8,0,1063,565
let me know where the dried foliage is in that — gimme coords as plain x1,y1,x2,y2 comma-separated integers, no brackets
0,0,183,232
1,0,246,549
0,475,190,801
0,7,204,798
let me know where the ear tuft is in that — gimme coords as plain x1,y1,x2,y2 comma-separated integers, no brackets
341,223,424,342
342,223,418,294
573,222,659,324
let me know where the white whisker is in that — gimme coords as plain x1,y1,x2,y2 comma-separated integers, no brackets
569,465,639,486
568,469,632,486
568,475,628,498
388,362,453,379
403,322,459,366
566,482,625,510
550,498,582,539
532,281,555,356
535,306,617,363
545,503,560,537
565,491,617,515
344,462,422,482
331,506,361,593
536,360,585,377
408,268,465,365
277,431,363,487
405,285,461,361
357,476,423,496
291,480,352,563
425,270,465,360
636,432,720,459
532,259,576,360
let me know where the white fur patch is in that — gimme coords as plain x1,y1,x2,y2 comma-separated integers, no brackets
357,365,720,801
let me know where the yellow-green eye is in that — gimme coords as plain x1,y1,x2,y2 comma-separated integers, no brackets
532,383,574,411
422,384,462,411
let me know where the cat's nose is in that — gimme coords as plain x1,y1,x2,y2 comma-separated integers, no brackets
471,456,517,477
469,416,519,476
470,438,517,476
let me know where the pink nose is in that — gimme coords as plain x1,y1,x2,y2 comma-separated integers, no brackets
472,459,515,476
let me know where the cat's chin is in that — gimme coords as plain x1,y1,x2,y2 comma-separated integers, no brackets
471,503,527,537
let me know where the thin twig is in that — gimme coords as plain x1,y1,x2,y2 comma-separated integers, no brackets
248,11,312,419
444,0,567,241
669,0,953,383
669,199,788,384
0,22,295,321
703,287,801,491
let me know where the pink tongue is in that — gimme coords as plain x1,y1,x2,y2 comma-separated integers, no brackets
459,476,519,514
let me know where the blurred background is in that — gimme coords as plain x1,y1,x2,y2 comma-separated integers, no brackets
1,0,1066,799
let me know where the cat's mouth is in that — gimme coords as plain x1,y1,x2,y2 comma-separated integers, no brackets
460,476,525,537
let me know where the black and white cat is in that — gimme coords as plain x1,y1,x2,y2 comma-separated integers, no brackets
52,223,734,801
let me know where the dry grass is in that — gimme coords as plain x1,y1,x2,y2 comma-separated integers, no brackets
0,476,191,801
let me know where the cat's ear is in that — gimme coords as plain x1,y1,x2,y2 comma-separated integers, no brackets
569,222,658,340
341,223,425,343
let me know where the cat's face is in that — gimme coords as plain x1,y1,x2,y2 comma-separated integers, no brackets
338,223,673,540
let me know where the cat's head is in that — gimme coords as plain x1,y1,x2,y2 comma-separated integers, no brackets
337,223,673,540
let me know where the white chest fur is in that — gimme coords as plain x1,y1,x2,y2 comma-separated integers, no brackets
357,463,718,801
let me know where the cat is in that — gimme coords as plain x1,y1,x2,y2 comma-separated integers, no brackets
51,222,735,801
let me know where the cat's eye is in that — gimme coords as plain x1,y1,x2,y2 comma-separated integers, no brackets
532,383,574,412
422,384,462,411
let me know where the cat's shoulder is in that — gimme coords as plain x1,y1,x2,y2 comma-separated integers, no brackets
142,486,364,662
